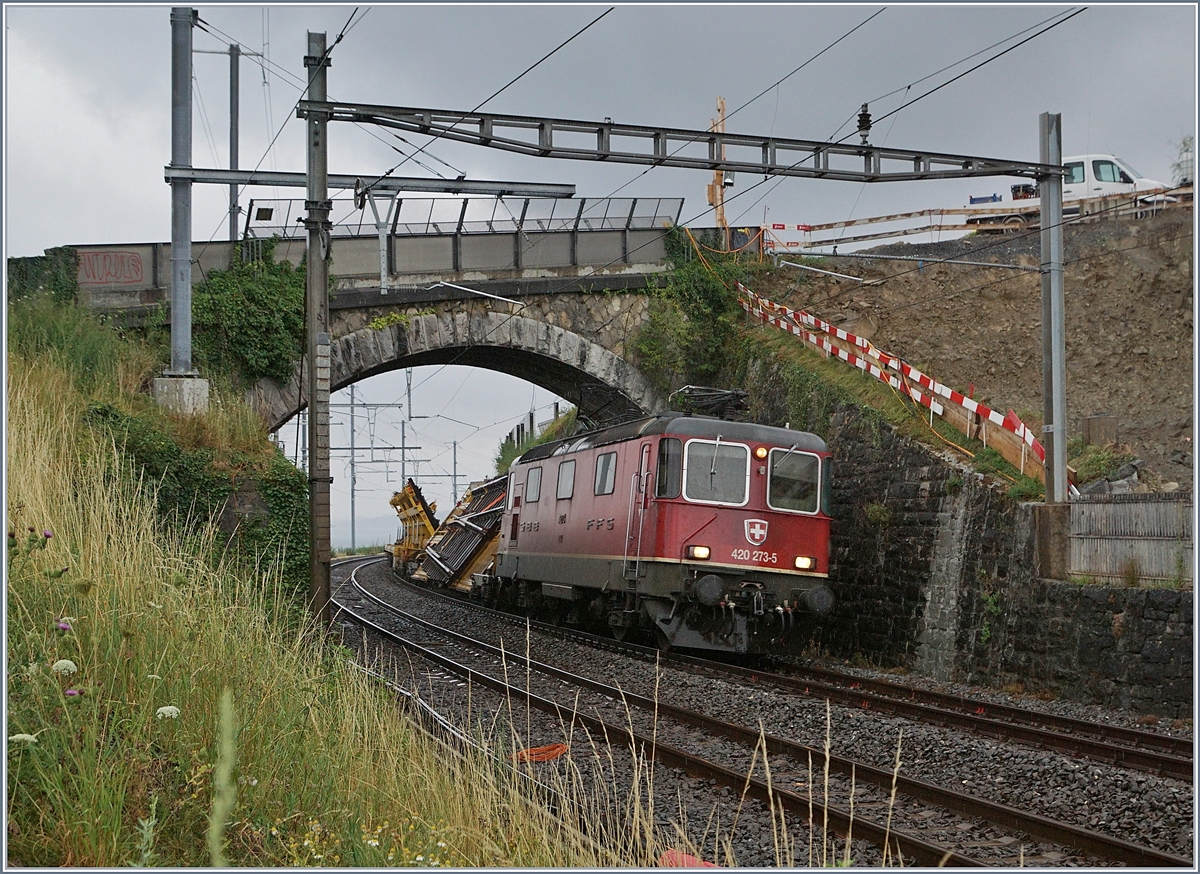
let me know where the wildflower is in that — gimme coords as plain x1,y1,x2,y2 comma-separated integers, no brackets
8,733,38,745
45,567,69,579
42,530,53,539
56,619,72,633
437,841,446,848
148,602,163,610
147,674,162,681
26,526,34,533
51,659,78,675
415,855,424,862
155,705,181,720
65,689,81,697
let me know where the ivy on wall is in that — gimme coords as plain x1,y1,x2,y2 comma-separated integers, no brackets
193,239,305,385
6,247,79,305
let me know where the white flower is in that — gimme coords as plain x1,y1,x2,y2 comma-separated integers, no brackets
51,659,78,675
155,705,181,720
147,674,162,681
8,733,38,745
148,602,163,609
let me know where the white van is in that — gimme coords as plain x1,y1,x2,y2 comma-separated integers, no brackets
1061,154,1172,202
966,154,1173,226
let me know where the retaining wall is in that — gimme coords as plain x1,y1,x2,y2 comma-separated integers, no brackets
740,354,1192,716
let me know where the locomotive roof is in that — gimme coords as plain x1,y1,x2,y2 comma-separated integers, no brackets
514,413,827,465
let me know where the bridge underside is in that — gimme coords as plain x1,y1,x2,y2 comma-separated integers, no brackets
348,346,647,429
251,310,663,433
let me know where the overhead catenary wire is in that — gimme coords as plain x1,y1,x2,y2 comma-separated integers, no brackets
191,8,364,247
603,7,886,201
364,7,615,191
730,7,1088,227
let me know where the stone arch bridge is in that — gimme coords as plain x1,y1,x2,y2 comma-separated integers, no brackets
249,283,665,432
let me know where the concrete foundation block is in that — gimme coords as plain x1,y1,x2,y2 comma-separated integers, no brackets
1034,502,1071,581
153,376,210,416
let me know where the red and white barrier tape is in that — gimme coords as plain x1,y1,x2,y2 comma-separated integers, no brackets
737,283,1045,463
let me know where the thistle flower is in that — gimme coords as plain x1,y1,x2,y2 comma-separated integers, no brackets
155,705,181,720
64,689,81,698
51,659,78,675
8,733,38,745
45,567,69,579
42,530,53,539
56,619,72,633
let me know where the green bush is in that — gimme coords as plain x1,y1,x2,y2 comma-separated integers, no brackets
193,239,304,385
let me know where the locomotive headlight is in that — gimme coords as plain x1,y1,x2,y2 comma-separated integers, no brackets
794,555,816,570
687,545,711,560
754,446,768,459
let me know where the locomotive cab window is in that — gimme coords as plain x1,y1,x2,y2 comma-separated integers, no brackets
655,438,682,498
594,452,617,496
525,467,542,503
767,448,821,514
683,439,749,506
556,459,576,500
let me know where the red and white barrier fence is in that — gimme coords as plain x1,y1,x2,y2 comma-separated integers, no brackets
738,283,1046,477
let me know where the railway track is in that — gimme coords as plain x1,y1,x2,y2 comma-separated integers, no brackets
332,557,1193,867
364,557,1193,781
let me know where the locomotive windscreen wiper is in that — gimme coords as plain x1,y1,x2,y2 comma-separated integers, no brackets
710,434,723,476
776,443,799,466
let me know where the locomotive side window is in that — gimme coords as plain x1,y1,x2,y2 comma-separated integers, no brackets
683,439,749,506
594,452,617,496
822,459,832,515
525,466,542,503
655,438,682,498
767,449,820,513
556,459,576,500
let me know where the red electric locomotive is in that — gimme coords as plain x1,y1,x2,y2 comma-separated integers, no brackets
489,413,833,654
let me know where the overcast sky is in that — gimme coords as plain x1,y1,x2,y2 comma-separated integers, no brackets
5,3,1196,546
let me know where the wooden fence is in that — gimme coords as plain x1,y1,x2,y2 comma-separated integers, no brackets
1070,493,1193,585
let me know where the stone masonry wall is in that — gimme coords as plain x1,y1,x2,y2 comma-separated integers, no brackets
739,352,1193,716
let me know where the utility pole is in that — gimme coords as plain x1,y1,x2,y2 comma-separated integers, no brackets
452,441,459,504
349,385,357,551
304,31,332,627
154,8,209,415
228,43,240,242
1039,112,1068,504
706,96,729,249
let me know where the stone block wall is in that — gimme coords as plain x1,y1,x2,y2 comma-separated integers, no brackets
739,352,1193,716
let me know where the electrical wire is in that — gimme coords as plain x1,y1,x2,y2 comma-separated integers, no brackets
364,7,615,190
603,7,886,200
730,7,1088,227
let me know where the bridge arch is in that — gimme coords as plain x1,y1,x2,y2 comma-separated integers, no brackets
250,306,664,432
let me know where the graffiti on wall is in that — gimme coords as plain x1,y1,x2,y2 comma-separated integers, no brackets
77,250,145,286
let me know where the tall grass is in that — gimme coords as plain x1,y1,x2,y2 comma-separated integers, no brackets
4,353,614,866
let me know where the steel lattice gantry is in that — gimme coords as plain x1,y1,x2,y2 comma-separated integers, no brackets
298,101,1062,183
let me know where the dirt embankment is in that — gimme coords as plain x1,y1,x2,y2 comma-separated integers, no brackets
752,209,1194,487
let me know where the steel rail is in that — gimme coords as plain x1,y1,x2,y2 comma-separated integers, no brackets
333,571,981,867
765,660,1194,759
381,567,1193,781
665,650,1195,781
347,569,1191,868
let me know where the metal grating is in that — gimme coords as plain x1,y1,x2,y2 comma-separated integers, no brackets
412,475,508,587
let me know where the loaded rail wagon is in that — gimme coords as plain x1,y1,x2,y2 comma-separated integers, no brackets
488,413,834,654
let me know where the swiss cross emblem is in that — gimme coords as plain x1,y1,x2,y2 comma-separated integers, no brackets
745,519,769,546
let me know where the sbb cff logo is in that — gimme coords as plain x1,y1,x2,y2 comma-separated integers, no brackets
744,519,769,546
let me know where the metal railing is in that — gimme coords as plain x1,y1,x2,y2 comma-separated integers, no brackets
242,196,683,240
